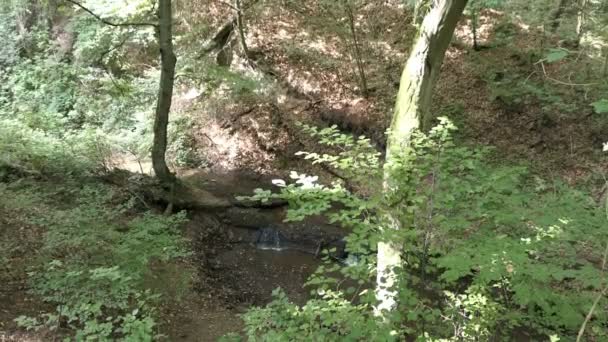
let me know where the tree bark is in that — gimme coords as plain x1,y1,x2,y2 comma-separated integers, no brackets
550,0,569,33
575,0,587,47
602,47,608,78
345,2,368,97
375,0,467,315
234,0,249,57
472,8,478,50
152,0,176,184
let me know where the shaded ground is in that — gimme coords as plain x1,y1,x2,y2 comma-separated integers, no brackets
161,170,344,340
0,194,63,341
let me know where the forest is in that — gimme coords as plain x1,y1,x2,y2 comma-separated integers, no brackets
1,0,608,341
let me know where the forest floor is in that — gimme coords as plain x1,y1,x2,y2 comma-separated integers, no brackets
182,5,607,186
1,4,607,341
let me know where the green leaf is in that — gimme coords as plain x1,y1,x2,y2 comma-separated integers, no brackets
544,48,568,63
591,99,608,114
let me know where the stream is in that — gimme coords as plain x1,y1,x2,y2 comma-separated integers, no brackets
138,169,351,341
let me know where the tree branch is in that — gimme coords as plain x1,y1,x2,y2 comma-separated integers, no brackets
215,0,239,12
64,0,158,28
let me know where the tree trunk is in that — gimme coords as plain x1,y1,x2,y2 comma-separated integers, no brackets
234,0,249,57
375,0,467,315
152,0,176,184
602,47,608,78
45,0,58,31
472,8,478,50
550,0,569,33
346,3,368,97
575,0,587,47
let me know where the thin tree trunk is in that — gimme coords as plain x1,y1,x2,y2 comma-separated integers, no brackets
575,0,587,47
376,0,468,315
346,3,368,97
45,0,58,31
550,0,569,33
472,8,478,50
152,0,176,184
602,47,608,78
234,0,249,57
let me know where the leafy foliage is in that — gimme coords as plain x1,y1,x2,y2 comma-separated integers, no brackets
240,120,608,340
0,119,111,178
592,99,608,114
544,48,570,63
1,180,189,340
0,55,157,133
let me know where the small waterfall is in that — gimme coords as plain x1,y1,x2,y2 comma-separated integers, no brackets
255,227,287,251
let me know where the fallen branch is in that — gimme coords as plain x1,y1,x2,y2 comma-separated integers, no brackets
536,60,598,87
198,0,260,58
215,0,239,12
198,20,235,58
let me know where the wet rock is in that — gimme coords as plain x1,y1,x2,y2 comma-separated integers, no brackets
233,196,287,208
220,207,278,229
254,227,288,251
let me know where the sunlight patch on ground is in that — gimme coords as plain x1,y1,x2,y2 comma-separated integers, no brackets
111,153,153,175
583,33,608,57
306,39,343,59
182,87,202,100
445,47,465,60
454,10,502,48
369,40,405,60
286,70,321,94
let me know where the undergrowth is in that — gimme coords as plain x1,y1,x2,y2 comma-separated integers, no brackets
238,119,608,341
0,179,190,341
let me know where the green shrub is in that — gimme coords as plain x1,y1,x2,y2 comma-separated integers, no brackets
0,119,112,177
18,261,159,341
239,119,607,341
3,181,190,340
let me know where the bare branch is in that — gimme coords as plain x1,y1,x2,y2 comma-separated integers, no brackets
536,60,598,87
64,0,158,28
215,0,239,12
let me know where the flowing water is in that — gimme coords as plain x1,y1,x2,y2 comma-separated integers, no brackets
254,227,288,251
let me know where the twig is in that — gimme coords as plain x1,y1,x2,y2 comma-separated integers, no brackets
215,0,239,12
64,0,158,28
576,242,608,342
523,71,537,84
222,105,256,128
202,133,216,146
536,60,598,87
127,189,152,210
96,33,132,65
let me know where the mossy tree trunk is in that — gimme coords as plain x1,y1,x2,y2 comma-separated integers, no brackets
152,0,176,185
375,0,468,315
